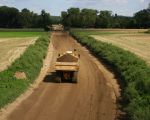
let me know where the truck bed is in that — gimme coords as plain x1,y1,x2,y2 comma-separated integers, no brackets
55,62,79,71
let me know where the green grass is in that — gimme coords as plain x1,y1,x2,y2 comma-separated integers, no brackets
0,33,50,108
0,28,44,32
70,30,150,120
0,31,46,38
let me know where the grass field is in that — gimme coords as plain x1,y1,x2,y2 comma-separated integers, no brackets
0,28,44,32
82,29,150,64
0,31,45,38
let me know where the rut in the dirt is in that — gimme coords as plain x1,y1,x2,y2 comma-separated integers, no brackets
7,32,119,120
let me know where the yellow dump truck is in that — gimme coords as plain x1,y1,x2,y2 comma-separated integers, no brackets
51,24,64,31
55,50,80,83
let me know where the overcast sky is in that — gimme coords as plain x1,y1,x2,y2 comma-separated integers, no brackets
0,0,149,16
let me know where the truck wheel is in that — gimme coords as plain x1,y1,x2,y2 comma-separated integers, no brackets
56,77,61,83
72,72,78,83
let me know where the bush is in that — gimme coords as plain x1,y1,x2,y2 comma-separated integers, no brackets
70,30,150,120
0,34,50,108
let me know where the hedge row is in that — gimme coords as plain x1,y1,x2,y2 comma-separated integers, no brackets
0,34,50,108
70,30,150,120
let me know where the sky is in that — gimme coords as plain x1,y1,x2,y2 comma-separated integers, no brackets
0,0,149,16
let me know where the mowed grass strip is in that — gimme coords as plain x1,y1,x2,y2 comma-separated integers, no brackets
0,33,50,109
0,31,45,38
70,30,150,120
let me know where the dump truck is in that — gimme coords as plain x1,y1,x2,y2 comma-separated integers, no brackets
55,50,80,83
51,24,64,31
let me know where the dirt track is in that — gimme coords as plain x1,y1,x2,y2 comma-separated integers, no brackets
6,32,119,120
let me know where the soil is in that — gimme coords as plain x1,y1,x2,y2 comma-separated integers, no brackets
57,54,78,62
1,32,120,120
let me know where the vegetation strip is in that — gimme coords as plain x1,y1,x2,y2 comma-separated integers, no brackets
0,29,44,32
0,31,45,38
70,30,150,120
0,33,50,109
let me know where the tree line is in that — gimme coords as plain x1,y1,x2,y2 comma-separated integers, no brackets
0,6,60,29
61,4,150,29
0,5,150,29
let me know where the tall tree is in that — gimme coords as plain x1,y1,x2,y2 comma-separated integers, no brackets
80,9,97,28
51,16,61,24
67,8,81,27
113,14,134,28
134,9,150,28
18,8,33,28
40,10,51,28
61,11,69,27
0,6,20,28
96,10,113,28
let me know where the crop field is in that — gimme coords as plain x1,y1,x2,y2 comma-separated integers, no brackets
0,31,45,71
0,37,37,71
0,31,44,38
92,33,150,64
75,29,150,64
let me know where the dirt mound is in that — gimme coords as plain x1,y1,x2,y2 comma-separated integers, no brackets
57,53,78,62
0,37,37,72
14,71,26,80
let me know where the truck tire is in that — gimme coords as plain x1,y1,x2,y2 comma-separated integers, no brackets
56,77,61,83
72,72,78,83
